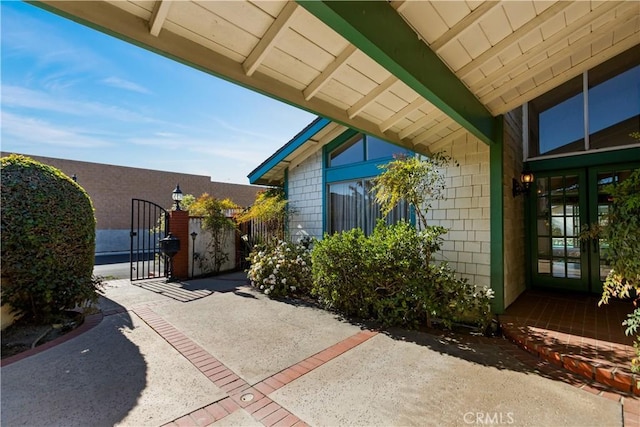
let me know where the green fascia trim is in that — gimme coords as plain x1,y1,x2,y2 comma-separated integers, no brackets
527,147,640,172
249,117,331,184
298,0,498,146
489,116,505,314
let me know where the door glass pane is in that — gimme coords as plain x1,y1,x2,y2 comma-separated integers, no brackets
538,260,551,275
538,237,550,256
537,219,550,235
537,174,582,280
552,259,566,278
567,262,581,279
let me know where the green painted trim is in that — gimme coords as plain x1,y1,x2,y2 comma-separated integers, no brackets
249,118,331,184
298,0,498,145
527,147,640,172
490,116,505,314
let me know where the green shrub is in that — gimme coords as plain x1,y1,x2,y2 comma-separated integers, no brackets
247,237,313,298
1,154,99,322
599,168,640,371
312,222,493,329
311,228,375,317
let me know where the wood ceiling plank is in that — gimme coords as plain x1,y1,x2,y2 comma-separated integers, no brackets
491,21,639,114
299,0,497,144
304,44,357,100
470,0,624,94
430,1,500,52
457,1,572,78
168,2,257,59
413,117,456,145
480,11,638,105
243,1,298,76
347,75,396,119
149,0,171,36
379,97,427,132
398,110,445,140
31,0,436,150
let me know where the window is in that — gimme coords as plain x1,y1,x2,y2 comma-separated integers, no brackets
325,132,412,235
528,46,640,158
328,179,409,235
329,136,364,167
588,64,640,150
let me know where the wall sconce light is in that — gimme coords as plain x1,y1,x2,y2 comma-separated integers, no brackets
172,184,183,210
513,170,534,197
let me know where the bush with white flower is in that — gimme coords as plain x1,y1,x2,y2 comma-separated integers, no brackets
247,237,313,298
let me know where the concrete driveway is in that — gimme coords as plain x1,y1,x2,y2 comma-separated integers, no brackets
1,272,626,426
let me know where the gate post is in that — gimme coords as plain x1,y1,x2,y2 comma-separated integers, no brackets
169,209,189,280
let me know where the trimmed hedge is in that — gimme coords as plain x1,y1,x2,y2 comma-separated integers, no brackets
1,154,99,322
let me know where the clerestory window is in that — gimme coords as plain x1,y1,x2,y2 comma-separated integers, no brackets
324,132,412,235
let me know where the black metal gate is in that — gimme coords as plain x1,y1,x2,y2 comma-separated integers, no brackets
130,199,169,281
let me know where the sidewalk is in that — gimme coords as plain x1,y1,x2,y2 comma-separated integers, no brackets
0,273,632,426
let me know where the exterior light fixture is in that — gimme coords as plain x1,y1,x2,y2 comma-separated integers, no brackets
513,170,534,197
172,184,183,210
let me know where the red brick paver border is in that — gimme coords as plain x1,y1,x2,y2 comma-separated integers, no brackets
1,312,104,367
133,305,377,426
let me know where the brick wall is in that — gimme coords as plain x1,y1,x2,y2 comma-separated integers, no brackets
502,108,526,307
2,153,261,254
287,150,323,241
426,133,491,288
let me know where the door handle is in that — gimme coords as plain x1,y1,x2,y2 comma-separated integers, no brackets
592,238,598,253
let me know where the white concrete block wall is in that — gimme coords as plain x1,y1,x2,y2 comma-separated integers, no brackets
287,150,324,241
188,217,236,276
426,133,491,288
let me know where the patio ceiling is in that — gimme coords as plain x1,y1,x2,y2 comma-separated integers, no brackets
34,1,640,156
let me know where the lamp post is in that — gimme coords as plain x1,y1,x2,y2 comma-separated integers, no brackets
172,184,183,210
190,231,198,278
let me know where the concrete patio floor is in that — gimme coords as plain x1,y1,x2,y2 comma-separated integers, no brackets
0,272,632,426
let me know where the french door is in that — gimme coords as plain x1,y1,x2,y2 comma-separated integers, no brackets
531,164,637,293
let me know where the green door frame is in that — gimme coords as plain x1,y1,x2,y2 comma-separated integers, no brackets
528,169,589,292
526,147,640,293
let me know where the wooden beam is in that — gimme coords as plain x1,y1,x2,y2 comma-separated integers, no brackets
298,0,497,144
457,1,572,78
347,75,396,119
243,1,298,77
379,96,427,132
303,44,357,101
430,1,500,52
149,0,172,37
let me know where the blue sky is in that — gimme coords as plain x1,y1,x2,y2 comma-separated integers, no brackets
1,2,315,184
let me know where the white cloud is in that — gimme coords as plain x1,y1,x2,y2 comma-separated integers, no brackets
1,85,156,123
101,77,152,95
1,111,113,148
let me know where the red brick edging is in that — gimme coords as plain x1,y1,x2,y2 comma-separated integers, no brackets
500,321,639,396
1,312,104,367
132,304,377,427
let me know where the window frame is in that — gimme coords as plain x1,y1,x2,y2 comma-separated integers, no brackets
527,46,640,160
323,130,414,234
